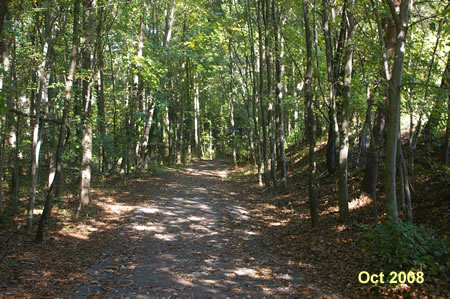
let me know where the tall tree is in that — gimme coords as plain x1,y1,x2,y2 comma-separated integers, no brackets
28,0,55,230
36,0,82,241
303,0,319,227
383,0,413,220
78,0,96,216
336,0,354,221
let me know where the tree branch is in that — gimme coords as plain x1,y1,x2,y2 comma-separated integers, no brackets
9,108,63,125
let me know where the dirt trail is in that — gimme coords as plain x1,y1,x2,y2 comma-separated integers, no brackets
73,160,324,298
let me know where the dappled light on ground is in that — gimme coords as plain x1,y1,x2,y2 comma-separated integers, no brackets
348,193,373,211
73,160,326,297
0,174,164,297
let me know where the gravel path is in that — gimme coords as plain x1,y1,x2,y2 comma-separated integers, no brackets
72,160,323,298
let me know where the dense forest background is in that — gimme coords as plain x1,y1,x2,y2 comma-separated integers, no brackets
0,0,448,296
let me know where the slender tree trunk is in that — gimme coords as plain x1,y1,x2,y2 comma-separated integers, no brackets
362,0,392,221
257,0,270,185
355,56,372,170
36,0,81,242
264,0,277,187
337,1,353,221
245,92,256,166
11,118,20,216
362,104,385,224
246,0,261,180
383,0,412,221
421,21,443,139
272,0,287,191
397,137,412,222
230,97,237,168
321,0,338,174
96,6,107,173
177,61,186,164
304,0,319,227
268,103,278,189
0,118,3,218
161,0,176,163
134,15,145,169
228,38,237,168
193,74,201,157
0,0,8,41
163,0,176,48
77,0,95,217
442,58,449,166
28,5,53,230
1,26,11,218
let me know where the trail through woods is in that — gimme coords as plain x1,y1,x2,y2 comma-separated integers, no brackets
72,160,327,297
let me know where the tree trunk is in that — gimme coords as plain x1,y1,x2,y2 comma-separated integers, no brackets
442,57,449,166
321,0,338,174
230,97,237,168
77,0,95,217
397,139,413,222
362,0,393,222
36,0,81,242
257,0,270,185
163,0,176,48
272,0,287,191
177,62,186,164
138,100,156,169
0,0,8,40
28,5,54,230
268,103,278,189
228,38,237,168
96,6,107,173
246,0,261,182
134,15,145,168
193,74,201,157
337,1,353,221
383,0,412,221
362,104,385,200
422,22,444,140
303,0,319,227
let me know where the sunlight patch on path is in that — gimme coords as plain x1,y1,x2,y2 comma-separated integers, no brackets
73,160,327,298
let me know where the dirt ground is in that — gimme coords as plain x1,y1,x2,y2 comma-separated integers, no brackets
72,160,332,297
1,158,447,298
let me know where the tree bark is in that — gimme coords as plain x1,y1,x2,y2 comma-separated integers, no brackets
257,0,270,185
246,0,262,185
96,6,107,173
36,0,81,242
193,74,201,157
268,103,278,189
304,0,319,227
383,0,412,221
28,3,54,230
134,14,145,169
337,0,354,221
321,0,338,174
442,56,449,166
77,0,96,217
272,0,287,191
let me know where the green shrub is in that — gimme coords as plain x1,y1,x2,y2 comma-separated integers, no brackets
362,221,449,276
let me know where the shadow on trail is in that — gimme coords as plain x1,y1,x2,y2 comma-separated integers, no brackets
73,160,322,297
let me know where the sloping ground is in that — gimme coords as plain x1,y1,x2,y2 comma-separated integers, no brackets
229,143,449,298
0,172,165,297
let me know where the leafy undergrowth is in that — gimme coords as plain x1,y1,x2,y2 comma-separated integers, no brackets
231,143,449,298
0,171,167,297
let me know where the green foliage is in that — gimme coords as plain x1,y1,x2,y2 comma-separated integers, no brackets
362,221,450,277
